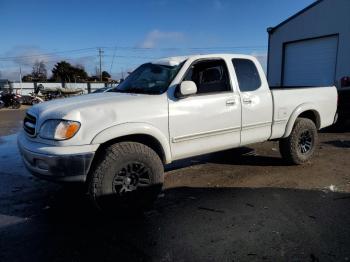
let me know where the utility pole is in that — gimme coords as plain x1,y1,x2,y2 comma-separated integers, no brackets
19,65,23,94
110,45,117,77
98,48,104,81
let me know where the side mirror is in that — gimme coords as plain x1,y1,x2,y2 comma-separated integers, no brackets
176,81,197,98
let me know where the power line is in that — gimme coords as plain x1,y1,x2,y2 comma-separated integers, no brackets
103,55,159,59
0,47,98,61
102,45,267,51
0,45,267,61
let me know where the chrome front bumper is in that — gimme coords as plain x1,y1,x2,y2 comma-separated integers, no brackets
17,132,97,182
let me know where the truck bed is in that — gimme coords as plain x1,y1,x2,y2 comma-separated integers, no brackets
269,86,338,139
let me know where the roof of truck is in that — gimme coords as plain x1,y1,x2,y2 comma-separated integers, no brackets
152,56,189,66
152,54,255,66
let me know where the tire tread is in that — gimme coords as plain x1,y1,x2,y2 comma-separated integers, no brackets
279,118,318,165
88,141,163,211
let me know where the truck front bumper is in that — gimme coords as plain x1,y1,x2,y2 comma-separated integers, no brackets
17,132,99,182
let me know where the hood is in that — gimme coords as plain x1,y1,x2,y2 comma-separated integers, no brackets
26,92,168,145
29,92,144,123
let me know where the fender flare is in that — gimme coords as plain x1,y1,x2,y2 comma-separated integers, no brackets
91,122,172,163
283,103,321,138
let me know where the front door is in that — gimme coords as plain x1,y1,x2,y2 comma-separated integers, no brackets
168,58,241,160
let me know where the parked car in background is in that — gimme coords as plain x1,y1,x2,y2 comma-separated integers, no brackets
18,54,338,212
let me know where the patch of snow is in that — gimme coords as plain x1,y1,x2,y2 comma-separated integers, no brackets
329,184,337,192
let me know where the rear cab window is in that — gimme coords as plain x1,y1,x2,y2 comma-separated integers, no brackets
232,59,261,92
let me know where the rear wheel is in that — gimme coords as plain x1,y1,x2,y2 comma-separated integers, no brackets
88,142,164,213
11,100,21,109
279,118,318,165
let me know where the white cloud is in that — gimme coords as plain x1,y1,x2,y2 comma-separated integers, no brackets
0,68,24,81
138,29,185,48
5,46,57,66
0,46,59,80
0,46,98,80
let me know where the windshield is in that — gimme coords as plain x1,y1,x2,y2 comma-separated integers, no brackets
110,62,183,94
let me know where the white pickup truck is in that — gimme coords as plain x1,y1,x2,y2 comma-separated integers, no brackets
18,54,337,210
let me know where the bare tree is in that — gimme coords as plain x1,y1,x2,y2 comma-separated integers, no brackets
32,60,47,82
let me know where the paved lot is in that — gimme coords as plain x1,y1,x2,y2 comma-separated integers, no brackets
0,107,350,261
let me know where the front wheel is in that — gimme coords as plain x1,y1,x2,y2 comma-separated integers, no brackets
279,118,318,165
88,142,164,213
11,100,21,109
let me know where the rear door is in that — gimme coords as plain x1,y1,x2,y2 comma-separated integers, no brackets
232,58,273,144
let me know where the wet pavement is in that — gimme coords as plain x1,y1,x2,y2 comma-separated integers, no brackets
1,108,350,261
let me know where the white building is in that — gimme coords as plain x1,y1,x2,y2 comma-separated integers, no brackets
267,0,350,88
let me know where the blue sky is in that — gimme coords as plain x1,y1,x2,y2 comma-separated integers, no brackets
0,0,314,80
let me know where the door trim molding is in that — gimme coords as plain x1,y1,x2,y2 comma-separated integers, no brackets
273,119,288,125
241,121,272,131
172,126,241,143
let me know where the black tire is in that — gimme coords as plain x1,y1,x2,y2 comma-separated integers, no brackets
11,100,21,109
279,118,318,165
88,142,164,213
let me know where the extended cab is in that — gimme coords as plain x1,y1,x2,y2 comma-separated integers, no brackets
18,54,338,209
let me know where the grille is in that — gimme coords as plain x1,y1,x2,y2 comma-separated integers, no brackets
23,113,37,136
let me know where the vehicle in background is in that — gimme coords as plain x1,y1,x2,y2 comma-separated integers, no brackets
0,91,3,109
337,77,350,125
21,93,44,105
0,91,22,109
18,54,338,212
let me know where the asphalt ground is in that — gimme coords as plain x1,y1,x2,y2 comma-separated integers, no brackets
0,106,349,262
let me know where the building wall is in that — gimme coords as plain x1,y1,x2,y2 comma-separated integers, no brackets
268,0,350,87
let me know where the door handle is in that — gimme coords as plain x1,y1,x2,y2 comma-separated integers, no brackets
226,99,236,106
243,97,252,104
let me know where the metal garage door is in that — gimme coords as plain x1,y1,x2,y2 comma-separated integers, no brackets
283,35,338,86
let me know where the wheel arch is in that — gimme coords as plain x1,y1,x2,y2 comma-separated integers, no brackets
91,123,172,164
283,104,321,138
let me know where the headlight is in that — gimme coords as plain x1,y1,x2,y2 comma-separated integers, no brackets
39,120,81,140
